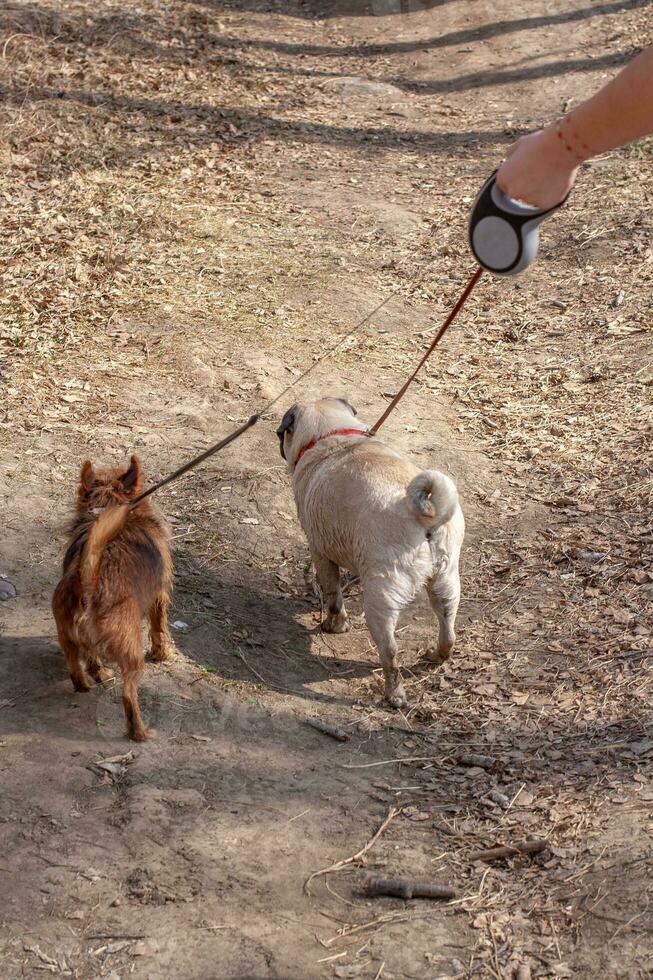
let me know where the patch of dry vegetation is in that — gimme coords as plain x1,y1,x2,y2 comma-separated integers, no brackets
1,0,652,976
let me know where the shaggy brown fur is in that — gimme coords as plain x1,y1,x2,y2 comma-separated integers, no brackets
52,455,173,741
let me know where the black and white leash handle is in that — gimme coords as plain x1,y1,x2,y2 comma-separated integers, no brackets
468,170,569,277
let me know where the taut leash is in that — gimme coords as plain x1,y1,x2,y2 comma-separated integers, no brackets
129,285,406,506
129,264,484,507
129,414,260,507
368,266,483,434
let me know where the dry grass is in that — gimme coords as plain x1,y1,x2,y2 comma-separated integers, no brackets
1,0,652,977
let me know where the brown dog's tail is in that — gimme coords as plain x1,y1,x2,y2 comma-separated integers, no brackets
79,505,130,600
406,470,458,530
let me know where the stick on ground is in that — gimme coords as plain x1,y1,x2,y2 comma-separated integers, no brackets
364,877,457,900
306,717,350,742
468,839,546,863
304,806,400,895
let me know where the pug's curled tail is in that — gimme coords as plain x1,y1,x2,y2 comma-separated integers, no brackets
406,471,458,529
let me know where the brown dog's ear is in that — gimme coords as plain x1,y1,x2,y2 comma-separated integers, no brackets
80,460,95,494
120,455,143,494
276,405,297,460
338,398,357,417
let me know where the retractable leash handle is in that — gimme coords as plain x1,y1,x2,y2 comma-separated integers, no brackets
468,170,568,276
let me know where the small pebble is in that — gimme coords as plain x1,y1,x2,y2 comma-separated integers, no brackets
0,578,17,601
487,790,510,809
574,549,606,563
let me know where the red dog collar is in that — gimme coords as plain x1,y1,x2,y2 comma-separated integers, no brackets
294,428,369,468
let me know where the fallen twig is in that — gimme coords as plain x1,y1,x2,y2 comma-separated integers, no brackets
468,839,547,863
306,717,350,742
342,755,440,769
323,910,416,947
316,951,347,964
364,876,457,900
500,781,526,822
304,806,400,895
563,844,608,883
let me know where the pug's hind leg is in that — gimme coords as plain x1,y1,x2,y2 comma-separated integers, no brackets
313,553,350,634
425,568,460,665
363,590,407,709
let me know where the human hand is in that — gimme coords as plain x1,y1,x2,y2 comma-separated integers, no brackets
496,126,581,210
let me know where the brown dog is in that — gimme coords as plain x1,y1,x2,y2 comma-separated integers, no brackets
52,455,173,741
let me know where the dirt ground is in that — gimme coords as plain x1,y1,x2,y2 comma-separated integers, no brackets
1,0,652,977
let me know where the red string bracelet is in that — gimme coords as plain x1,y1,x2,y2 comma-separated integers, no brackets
556,116,594,163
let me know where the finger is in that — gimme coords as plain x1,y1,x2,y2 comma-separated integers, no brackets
495,167,516,195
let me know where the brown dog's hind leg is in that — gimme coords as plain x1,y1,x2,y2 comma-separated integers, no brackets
148,592,174,663
53,589,93,692
55,624,92,692
122,670,150,741
314,553,350,634
363,593,407,709
85,651,114,684
120,645,150,741
99,604,151,741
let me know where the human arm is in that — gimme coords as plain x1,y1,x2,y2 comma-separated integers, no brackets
496,46,653,209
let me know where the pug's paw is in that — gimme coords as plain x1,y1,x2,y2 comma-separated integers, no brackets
385,684,408,709
322,610,350,634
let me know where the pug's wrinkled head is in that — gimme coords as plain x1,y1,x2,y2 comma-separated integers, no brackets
276,397,363,471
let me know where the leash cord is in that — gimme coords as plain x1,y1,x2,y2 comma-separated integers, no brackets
129,288,401,506
130,414,260,506
368,265,483,434
130,263,483,507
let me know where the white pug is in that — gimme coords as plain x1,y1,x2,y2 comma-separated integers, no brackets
277,397,464,707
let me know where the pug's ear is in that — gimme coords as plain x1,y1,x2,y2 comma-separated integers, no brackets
276,405,297,460
338,398,357,417
120,455,143,494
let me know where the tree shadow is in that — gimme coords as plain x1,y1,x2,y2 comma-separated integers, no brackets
2,0,641,98
198,0,651,57
403,49,633,95
1,0,640,181
206,47,632,95
0,81,520,175
3,0,644,66
1,622,650,977
187,0,459,18
1,630,651,789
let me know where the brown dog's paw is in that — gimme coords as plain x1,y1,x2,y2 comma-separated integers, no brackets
72,677,93,693
424,645,453,666
92,666,115,684
129,726,153,742
149,644,175,663
322,611,350,634
385,685,408,709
